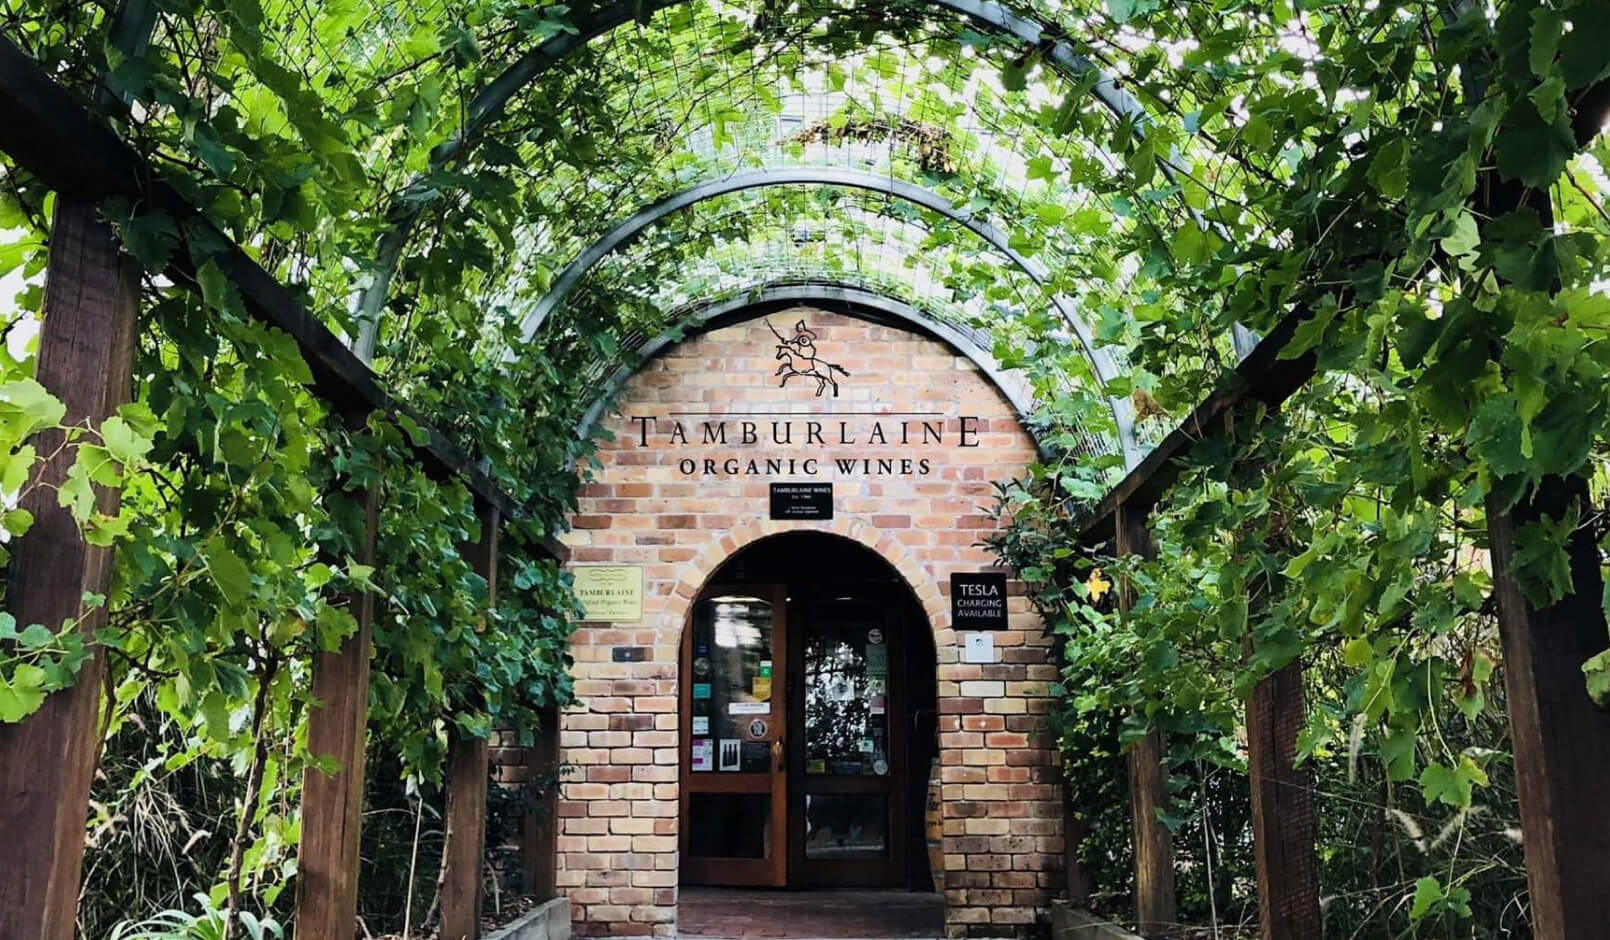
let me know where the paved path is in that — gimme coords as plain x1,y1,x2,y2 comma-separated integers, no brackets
679,888,945,938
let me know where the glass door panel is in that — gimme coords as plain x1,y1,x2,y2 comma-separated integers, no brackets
802,621,891,780
681,585,787,886
789,591,905,886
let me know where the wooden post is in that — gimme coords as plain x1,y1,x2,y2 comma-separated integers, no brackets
294,483,380,939
439,507,500,940
1062,792,1093,906
1113,502,1175,933
1487,477,1610,938
523,703,562,901
1245,659,1321,939
440,732,492,940
0,199,138,940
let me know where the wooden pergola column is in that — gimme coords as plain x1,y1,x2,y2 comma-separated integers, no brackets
1113,502,1176,934
1487,477,1610,939
294,479,380,939
1245,659,1321,939
439,505,501,940
523,701,563,902
0,199,139,940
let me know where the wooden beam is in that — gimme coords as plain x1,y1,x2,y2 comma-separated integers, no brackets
1080,308,1315,546
0,199,139,940
1114,503,1175,933
439,509,501,940
1245,659,1321,939
294,484,380,939
1487,476,1610,939
523,704,562,902
0,35,565,558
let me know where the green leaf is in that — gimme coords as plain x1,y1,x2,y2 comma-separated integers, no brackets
0,664,48,721
1409,877,1442,920
1169,222,1218,266
56,461,95,521
191,122,236,177
1492,97,1573,188
1280,297,1341,360
202,536,252,608
1512,506,1578,608
1343,637,1373,668
1557,1,1610,88
1528,7,1564,77
1,444,35,495
1583,649,1610,708
305,562,335,590
1366,137,1409,198
1379,727,1416,781
109,206,180,272
1467,394,1529,481
0,379,66,438
99,416,153,465
200,688,230,740
2,507,33,537
1419,758,1483,807
195,258,246,319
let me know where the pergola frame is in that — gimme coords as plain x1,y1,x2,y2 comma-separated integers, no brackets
514,167,1141,465
349,0,1208,363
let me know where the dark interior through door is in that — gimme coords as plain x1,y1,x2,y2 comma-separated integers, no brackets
680,532,937,891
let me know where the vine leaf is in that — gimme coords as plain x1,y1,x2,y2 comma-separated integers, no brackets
203,536,253,609
1584,650,1610,708
0,664,48,722
1511,506,1579,609
1492,97,1573,188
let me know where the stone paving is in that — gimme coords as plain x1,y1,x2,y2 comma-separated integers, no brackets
678,888,945,938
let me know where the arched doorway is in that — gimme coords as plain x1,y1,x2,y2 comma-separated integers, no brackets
679,531,940,891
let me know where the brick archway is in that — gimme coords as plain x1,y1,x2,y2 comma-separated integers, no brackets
559,311,1061,937
666,517,949,650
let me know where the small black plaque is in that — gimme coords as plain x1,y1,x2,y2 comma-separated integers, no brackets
951,572,1009,630
740,741,771,773
769,482,833,520
612,646,648,663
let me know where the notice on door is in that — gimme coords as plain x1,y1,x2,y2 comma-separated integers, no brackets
951,571,1008,629
769,482,833,520
573,565,644,622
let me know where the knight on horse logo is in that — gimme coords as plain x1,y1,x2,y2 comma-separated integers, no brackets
768,318,851,397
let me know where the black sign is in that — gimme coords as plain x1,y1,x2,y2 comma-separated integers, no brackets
740,741,772,773
951,572,1009,630
611,646,647,663
770,482,833,520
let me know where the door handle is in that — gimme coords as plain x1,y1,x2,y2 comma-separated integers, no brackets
773,738,784,772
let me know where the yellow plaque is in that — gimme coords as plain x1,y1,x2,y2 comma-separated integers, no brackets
573,565,644,622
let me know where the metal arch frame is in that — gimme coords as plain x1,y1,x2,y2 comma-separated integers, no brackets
574,282,1049,451
512,166,1141,465
351,0,1191,361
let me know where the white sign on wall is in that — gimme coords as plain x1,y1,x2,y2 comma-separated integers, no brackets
962,633,995,664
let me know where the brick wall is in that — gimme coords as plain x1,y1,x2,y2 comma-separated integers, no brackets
560,309,1063,937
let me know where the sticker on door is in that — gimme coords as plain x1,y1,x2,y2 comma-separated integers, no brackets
691,739,713,772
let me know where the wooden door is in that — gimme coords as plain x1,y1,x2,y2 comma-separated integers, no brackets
680,584,789,886
788,587,907,886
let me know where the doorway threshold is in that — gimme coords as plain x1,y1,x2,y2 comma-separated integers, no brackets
677,887,944,939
